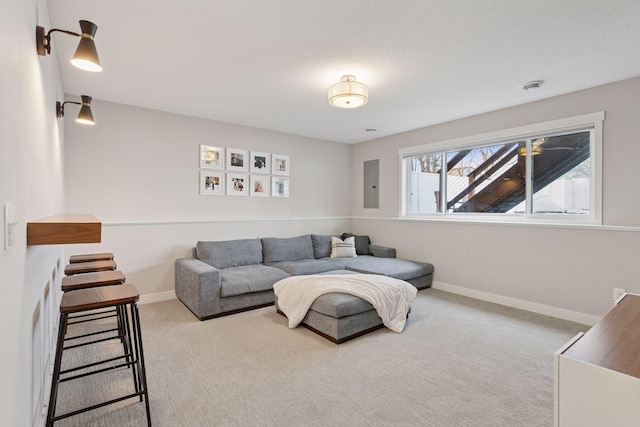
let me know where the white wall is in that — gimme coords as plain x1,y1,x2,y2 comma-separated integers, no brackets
350,76,640,321
64,100,353,298
65,80,640,322
1,0,66,425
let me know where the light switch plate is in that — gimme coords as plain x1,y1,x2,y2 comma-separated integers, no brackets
4,203,16,250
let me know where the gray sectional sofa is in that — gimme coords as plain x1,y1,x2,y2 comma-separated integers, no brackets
175,234,434,322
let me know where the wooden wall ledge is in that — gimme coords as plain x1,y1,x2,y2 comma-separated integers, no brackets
27,214,102,245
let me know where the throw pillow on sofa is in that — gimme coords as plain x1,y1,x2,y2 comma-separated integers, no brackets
341,233,371,255
330,236,357,258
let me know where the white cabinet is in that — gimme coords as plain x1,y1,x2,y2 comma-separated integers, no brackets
554,294,640,427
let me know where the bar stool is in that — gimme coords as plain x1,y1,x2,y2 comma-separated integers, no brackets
64,260,117,276
69,252,115,263
61,271,127,342
60,271,132,423
61,260,125,351
46,283,151,426
62,270,126,292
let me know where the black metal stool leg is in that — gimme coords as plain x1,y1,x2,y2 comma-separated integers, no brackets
118,305,130,355
46,313,68,427
132,303,152,426
122,303,140,395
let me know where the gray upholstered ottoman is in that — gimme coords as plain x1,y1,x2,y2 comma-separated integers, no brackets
275,270,389,343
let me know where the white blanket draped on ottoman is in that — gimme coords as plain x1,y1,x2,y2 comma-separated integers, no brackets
273,274,417,333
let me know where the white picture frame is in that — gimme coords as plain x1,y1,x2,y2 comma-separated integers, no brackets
250,151,271,174
200,145,224,169
226,173,248,196
200,171,224,195
272,177,290,198
226,148,248,171
272,154,290,175
250,175,270,197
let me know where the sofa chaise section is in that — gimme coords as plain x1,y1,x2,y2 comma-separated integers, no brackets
337,256,433,289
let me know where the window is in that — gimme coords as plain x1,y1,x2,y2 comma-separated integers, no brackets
399,112,604,224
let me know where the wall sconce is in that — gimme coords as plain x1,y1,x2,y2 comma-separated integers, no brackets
36,20,102,72
57,95,95,125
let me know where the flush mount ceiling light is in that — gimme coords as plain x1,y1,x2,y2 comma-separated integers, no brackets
57,95,95,125
36,20,102,72
522,80,544,91
328,75,368,109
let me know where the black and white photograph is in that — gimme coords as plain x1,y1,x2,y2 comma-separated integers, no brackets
250,151,271,173
226,148,248,171
272,154,289,175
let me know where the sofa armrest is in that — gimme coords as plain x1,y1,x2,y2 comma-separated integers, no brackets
175,258,222,319
369,245,396,258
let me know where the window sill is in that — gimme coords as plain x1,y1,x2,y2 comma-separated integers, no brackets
353,215,640,233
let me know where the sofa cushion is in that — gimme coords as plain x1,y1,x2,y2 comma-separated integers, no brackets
309,292,375,318
261,235,315,264
311,234,338,259
220,265,290,297
341,233,371,255
340,255,434,281
196,239,263,269
267,259,343,276
330,236,357,258
318,269,357,275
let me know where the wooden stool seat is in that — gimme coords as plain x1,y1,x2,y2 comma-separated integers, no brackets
60,283,139,314
61,270,126,291
69,252,115,263
64,260,116,276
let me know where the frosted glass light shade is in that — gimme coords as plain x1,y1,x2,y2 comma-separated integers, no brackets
328,75,368,109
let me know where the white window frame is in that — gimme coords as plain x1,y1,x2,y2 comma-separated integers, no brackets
398,112,604,225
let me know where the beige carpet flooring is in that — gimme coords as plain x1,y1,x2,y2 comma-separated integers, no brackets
52,289,586,426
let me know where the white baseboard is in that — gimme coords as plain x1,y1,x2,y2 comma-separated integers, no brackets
140,283,601,325
431,281,601,326
139,290,176,305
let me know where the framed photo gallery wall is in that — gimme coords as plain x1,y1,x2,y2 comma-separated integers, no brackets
199,145,289,197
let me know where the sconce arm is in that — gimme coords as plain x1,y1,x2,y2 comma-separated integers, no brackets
56,101,81,118
40,28,81,55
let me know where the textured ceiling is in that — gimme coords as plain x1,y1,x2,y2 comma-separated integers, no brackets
46,0,640,144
